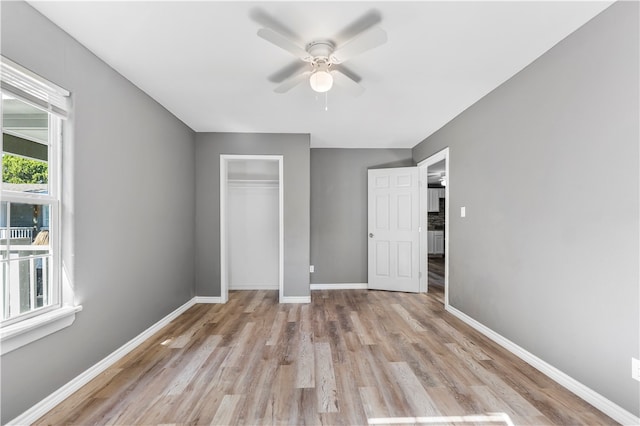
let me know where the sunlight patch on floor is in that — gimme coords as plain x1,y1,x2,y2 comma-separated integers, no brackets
367,412,514,425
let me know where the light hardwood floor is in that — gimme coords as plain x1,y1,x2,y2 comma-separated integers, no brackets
428,256,445,288
36,289,616,425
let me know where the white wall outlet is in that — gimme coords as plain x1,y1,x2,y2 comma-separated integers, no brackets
460,206,466,218
310,265,315,273
632,357,640,381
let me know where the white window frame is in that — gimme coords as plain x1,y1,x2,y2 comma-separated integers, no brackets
2,113,61,324
0,56,81,355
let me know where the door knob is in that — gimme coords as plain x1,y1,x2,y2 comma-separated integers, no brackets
369,233,374,238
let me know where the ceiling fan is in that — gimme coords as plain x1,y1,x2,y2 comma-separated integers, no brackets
257,24,387,96
428,171,447,186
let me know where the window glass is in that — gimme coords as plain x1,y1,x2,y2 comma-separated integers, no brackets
0,201,7,261
0,201,52,320
1,90,57,323
2,94,49,194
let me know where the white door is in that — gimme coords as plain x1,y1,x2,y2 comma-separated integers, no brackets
368,167,420,292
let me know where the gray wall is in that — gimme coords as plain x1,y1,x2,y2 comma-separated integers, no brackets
310,148,413,284
1,2,196,422
412,2,639,416
195,133,310,298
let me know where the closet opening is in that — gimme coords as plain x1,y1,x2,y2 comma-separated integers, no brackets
220,155,284,303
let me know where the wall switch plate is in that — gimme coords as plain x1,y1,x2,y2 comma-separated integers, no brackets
632,358,640,381
461,206,466,218
310,265,315,273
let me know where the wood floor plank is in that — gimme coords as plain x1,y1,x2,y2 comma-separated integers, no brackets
244,290,266,313
166,334,222,395
391,303,426,334
389,361,440,417
234,360,278,424
362,345,413,417
266,310,287,346
423,386,466,417
436,317,493,361
180,345,230,403
295,331,315,388
446,342,544,418
32,367,122,424
104,367,179,425
314,341,339,413
359,386,391,421
183,388,226,425
269,364,296,424
209,394,243,425
469,384,537,426
34,289,619,425
334,363,368,424
350,311,375,345
221,321,255,368
287,303,299,322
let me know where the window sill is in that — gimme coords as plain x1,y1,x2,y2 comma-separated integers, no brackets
1,305,82,355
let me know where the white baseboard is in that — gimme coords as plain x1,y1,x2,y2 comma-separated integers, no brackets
280,296,311,304
446,305,640,426
310,283,368,290
194,296,223,304
8,297,197,426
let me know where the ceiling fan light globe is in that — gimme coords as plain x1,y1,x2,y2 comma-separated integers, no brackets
309,70,333,93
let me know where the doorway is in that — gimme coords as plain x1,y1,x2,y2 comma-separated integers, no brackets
220,155,284,303
418,148,449,306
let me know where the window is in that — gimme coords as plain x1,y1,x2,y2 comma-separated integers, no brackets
1,56,80,354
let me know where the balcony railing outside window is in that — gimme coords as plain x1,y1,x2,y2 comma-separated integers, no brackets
1,200,54,322
0,227,34,240
2,245,51,318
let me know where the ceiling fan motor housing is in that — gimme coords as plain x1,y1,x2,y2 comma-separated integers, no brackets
306,40,335,62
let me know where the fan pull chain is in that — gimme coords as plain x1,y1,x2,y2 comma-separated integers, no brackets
325,92,328,111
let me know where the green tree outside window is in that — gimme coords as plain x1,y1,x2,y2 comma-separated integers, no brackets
2,154,48,184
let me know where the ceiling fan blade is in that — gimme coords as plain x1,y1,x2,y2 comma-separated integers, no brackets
331,64,361,84
250,8,300,41
330,26,387,64
331,69,365,97
269,61,309,83
257,28,312,61
333,9,382,46
274,71,312,93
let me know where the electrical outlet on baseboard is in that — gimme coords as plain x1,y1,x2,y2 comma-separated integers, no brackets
310,265,315,273
632,358,640,381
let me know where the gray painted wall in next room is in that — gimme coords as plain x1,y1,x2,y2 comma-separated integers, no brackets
310,148,413,284
195,133,310,298
412,2,639,416
1,1,196,423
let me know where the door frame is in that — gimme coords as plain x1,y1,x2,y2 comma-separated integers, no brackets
418,147,450,307
220,154,284,303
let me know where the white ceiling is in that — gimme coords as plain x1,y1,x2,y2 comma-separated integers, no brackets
28,1,612,148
